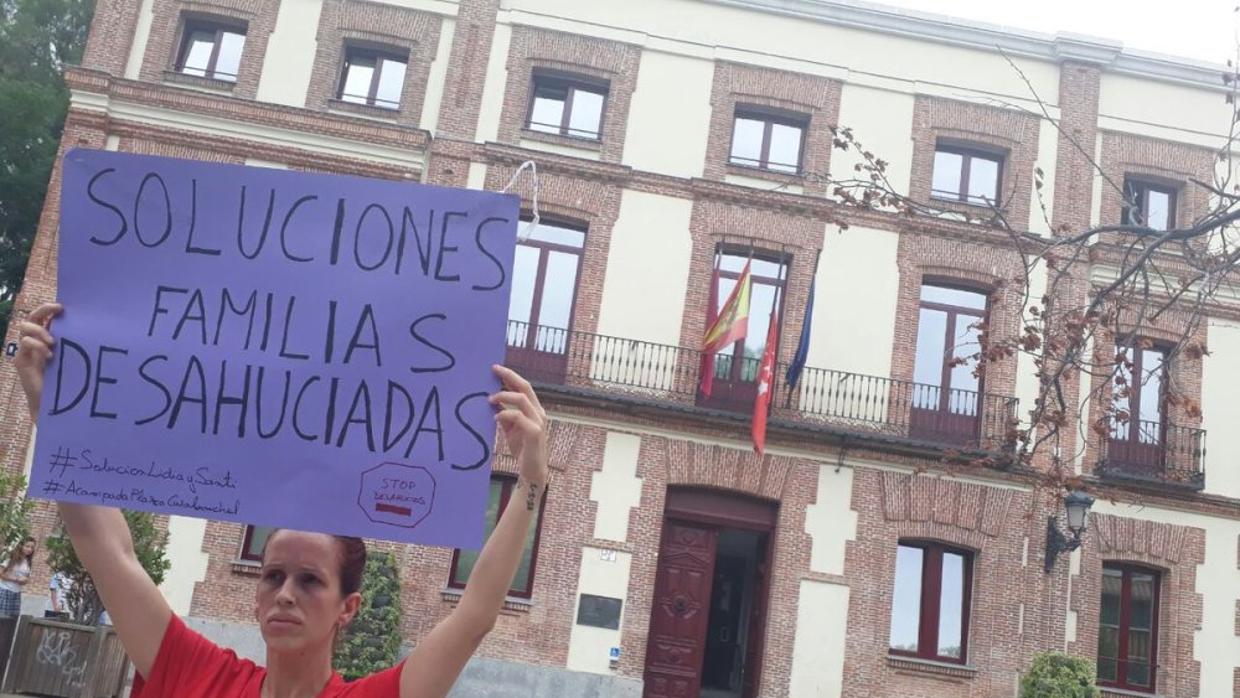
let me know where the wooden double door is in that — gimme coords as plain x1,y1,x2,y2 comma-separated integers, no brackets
642,490,776,698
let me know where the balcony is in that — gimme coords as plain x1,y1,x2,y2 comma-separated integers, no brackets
1099,421,1206,490
504,321,1018,455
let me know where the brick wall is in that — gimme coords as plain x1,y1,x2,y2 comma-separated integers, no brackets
481,161,623,339
890,227,1025,405
702,61,842,195
304,0,443,127
617,434,819,697
81,0,143,75
496,26,642,163
909,96,1041,229
432,0,500,142
1043,60,1103,471
1079,311,1208,481
1068,514,1206,697
1098,131,1216,229
677,197,824,374
841,469,1046,697
138,0,283,100
1051,61,1103,234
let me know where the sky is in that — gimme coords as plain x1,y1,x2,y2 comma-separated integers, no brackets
870,0,1237,65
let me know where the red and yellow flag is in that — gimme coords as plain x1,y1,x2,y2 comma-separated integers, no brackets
702,262,752,353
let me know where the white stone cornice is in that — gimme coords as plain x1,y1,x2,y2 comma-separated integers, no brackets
1052,33,1122,66
69,88,110,113
71,94,426,171
707,0,1229,91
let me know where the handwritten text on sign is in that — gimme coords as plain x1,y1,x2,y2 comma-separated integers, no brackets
30,149,518,548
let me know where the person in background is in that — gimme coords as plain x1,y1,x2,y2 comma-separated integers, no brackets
44,570,71,620
0,537,36,618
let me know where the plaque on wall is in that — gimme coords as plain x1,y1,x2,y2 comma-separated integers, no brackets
576,594,623,630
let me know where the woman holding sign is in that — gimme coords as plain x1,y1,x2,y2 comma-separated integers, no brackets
15,302,552,698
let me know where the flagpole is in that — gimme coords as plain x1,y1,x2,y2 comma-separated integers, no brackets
752,271,782,456
784,246,821,409
770,247,786,412
745,240,755,383
699,242,723,398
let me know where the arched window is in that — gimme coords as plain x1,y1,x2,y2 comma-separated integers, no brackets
505,217,586,382
1106,341,1169,477
910,283,988,443
698,246,790,412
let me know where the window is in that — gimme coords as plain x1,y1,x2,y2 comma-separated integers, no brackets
240,525,274,562
506,219,585,356
176,18,247,82
1098,564,1160,692
729,109,807,174
707,249,788,389
1105,343,1169,475
931,144,1003,206
889,542,973,663
911,284,987,441
526,73,608,140
448,477,546,598
337,45,408,110
1122,179,1177,231
1110,344,1167,445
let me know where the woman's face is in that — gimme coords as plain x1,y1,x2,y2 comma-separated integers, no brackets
256,531,359,655
20,541,34,557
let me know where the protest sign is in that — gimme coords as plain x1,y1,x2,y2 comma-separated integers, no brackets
29,149,519,548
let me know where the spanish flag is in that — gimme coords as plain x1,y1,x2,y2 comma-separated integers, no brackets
699,261,752,396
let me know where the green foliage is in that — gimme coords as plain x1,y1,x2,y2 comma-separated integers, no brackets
334,551,403,681
45,510,170,625
0,0,95,334
0,471,33,556
1019,651,1100,698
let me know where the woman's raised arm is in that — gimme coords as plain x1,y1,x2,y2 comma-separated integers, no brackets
399,365,551,698
15,303,172,676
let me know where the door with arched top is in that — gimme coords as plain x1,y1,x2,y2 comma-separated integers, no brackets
643,490,777,698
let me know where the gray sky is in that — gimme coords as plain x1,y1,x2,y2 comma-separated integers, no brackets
874,0,1236,64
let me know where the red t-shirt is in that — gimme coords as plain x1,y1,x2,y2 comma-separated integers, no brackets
132,615,402,697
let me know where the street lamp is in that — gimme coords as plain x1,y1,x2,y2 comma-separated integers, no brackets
1044,489,1095,573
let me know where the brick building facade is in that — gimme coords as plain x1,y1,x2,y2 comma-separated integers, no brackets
3,1,1240,697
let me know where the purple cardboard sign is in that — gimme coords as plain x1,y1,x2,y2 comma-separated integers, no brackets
29,149,519,548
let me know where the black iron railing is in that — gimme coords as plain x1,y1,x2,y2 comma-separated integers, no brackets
504,321,1019,453
1099,421,1206,489
790,365,1018,450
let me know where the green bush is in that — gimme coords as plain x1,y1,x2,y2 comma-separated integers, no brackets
0,472,33,555
1020,651,1100,698
45,510,170,625
334,550,402,681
